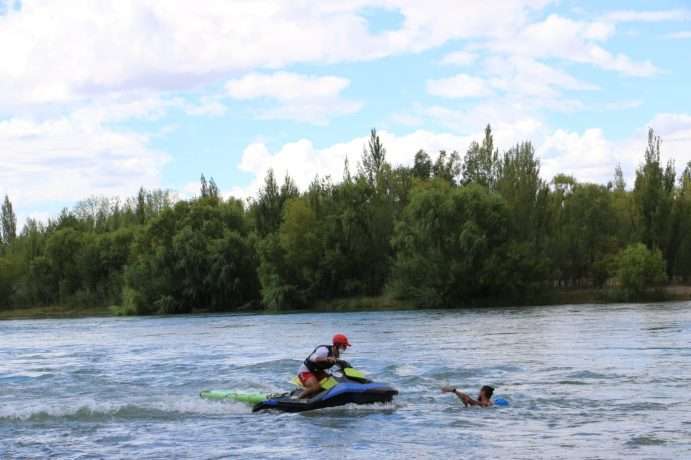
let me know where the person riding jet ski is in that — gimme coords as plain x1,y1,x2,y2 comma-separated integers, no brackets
297,334,351,399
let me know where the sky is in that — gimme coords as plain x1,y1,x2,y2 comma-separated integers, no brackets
1,0,691,225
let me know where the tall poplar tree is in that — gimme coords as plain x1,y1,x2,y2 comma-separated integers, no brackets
633,128,675,269
1,195,17,245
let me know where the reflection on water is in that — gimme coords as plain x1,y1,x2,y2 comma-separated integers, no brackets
1,302,691,459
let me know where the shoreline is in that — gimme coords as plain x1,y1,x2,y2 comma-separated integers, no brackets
2,286,690,321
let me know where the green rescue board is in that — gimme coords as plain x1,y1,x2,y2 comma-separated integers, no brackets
200,390,266,405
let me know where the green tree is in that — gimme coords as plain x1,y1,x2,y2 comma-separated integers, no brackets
360,128,387,187
0,254,20,306
391,181,512,306
200,174,220,200
671,162,691,280
495,142,550,292
613,163,626,192
633,128,675,257
496,142,547,241
200,174,209,197
550,182,617,287
136,187,146,224
412,150,432,180
124,198,257,314
252,169,299,236
280,199,321,282
610,164,636,247
615,243,667,299
462,124,499,188
206,230,259,309
432,150,461,185
1,195,17,246
44,228,85,303
257,197,323,308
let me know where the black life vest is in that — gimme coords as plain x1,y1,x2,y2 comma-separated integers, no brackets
303,345,335,373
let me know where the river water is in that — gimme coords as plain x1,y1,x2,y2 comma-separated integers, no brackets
1,303,690,459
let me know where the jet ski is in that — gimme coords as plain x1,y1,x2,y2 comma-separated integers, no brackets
201,364,398,413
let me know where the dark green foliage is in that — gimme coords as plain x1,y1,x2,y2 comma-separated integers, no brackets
257,233,297,309
0,254,20,306
548,181,618,287
200,174,220,200
615,243,667,299
123,198,258,314
496,141,547,242
634,129,675,254
494,142,551,290
390,181,513,306
257,172,396,308
432,150,461,185
671,162,691,280
462,124,499,188
1,126,690,314
251,169,299,237
412,150,432,180
1,195,17,246
360,128,387,187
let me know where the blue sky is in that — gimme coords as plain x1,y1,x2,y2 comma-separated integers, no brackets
1,0,690,224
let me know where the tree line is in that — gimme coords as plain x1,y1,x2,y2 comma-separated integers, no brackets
1,126,690,313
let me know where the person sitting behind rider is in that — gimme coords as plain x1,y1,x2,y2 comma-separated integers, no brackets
297,334,351,399
441,384,494,407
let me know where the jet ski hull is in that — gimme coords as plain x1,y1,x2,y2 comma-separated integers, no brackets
252,382,398,413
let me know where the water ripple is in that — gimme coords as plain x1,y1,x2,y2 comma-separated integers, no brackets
1,302,690,459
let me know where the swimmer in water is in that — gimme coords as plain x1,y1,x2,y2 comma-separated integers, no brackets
441,384,494,407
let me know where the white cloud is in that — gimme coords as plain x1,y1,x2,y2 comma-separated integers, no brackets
603,100,642,111
604,10,691,23
0,0,552,109
427,74,493,98
666,31,691,39
536,113,691,186
424,103,544,136
650,113,691,137
428,57,596,111
489,56,597,92
591,49,658,77
0,110,169,212
390,113,425,127
487,15,658,77
232,130,469,199
609,114,691,177
225,72,362,124
230,122,548,198
440,50,478,66
20,211,53,227
538,128,615,184
224,110,691,200
183,97,227,117
179,181,204,200
648,114,691,166
70,94,175,124
226,72,350,101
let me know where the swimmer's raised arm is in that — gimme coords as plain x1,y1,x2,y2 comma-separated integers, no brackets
441,385,471,406
442,384,494,407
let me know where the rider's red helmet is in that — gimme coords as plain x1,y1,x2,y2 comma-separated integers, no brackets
332,334,351,348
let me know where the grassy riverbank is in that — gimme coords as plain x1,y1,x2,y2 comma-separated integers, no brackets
0,305,114,321
553,285,691,304
2,286,690,321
